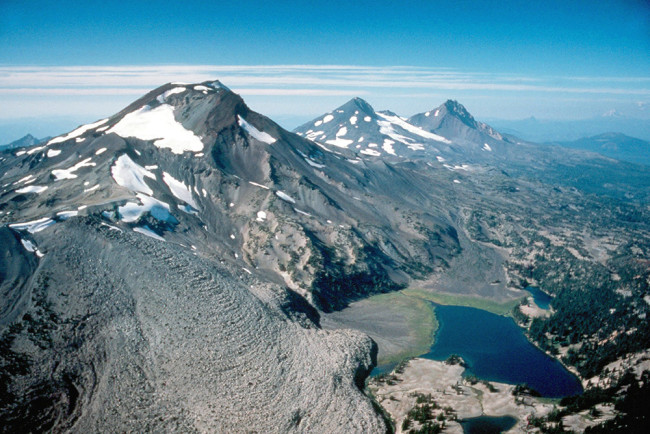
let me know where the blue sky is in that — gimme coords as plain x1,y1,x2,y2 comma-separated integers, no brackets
0,0,648,141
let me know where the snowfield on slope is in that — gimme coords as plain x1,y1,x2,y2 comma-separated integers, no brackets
111,154,156,195
109,104,204,154
237,115,277,144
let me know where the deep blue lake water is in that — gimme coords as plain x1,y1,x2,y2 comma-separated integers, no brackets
459,415,518,434
421,305,583,398
526,286,552,309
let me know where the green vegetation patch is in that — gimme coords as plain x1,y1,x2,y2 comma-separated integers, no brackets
364,292,438,365
402,288,523,317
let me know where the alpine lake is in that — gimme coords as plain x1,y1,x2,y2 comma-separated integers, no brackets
340,288,584,432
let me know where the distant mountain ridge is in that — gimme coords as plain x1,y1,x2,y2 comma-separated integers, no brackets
551,132,650,166
0,134,50,150
487,116,650,142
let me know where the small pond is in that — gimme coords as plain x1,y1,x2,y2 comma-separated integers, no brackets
526,286,552,310
459,415,518,433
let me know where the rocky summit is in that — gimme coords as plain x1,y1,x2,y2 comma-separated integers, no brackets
1,81,649,432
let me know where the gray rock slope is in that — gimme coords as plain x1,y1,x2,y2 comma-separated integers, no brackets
0,221,383,432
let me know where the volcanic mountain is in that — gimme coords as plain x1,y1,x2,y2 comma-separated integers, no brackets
0,81,478,432
2,82,649,432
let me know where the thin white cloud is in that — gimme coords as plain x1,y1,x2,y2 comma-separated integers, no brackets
237,88,368,96
0,87,151,95
1,65,647,123
0,64,647,96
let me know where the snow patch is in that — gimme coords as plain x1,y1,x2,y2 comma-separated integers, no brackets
178,204,198,215
276,191,296,203
193,85,210,91
314,120,323,127
237,115,276,144
209,81,230,91
21,239,36,252
27,146,46,155
256,211,267,222
360,149,381,157
156,87,186,103
48,118,109,145
436,156,446,162
133,226,166,242
52,158,96,180
111,154,156,195
249,181,270,190
47,149,62,158
10,217,56,233
108,104,204,154
425,111,431,117
350,116,357,125
294,208,311,216
14,175,34,185
325,126,354,148
118,193,175,223
163,171,198,208
306,130,325,141
364,116,371,122
15,185,48,194
84,184,99,193
382,139,396,155
453,179,461,184
57,210,79,219
144,165,158,170
322,114,334,123
95,147,107,155
377,112,451,144
483,143,493,152
305,158,325,168
444,163,473,171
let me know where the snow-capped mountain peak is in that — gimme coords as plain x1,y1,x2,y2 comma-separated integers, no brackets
294,98,456,157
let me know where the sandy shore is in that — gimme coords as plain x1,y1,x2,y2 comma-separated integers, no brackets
369,358,555,433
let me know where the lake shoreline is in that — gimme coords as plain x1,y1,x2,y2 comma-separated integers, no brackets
369,357,556,433
422,303,583,398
